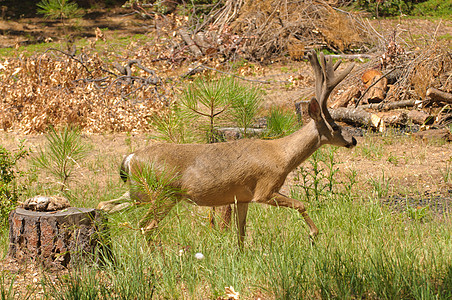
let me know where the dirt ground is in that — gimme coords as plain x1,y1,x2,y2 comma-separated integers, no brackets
0,7,451,298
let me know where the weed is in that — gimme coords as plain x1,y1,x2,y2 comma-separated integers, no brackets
358,140,383,160
440,160,452,184
387,153,399,165
292,146,352,204
406,204,430,222
368,171,392,198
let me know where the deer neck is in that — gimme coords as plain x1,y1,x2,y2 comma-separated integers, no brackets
277,120,322,172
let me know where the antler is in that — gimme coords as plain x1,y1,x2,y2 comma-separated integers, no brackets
307,50,354,115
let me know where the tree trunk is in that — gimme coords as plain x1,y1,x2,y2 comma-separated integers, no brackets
9,207,110,269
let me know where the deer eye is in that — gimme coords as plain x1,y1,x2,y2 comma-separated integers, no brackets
332,124,340,131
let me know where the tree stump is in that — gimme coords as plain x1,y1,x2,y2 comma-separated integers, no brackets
8,207,110,269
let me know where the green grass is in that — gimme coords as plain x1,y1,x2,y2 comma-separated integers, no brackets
412,0,452,20
0,32,153,58
1,133,451,299
27,192,450,299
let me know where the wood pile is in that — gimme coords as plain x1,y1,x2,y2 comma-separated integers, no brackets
320,41,452,134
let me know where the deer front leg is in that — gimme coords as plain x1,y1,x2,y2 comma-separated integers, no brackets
235,203,249,249
259,192,319,239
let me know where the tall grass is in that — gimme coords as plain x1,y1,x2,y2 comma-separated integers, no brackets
2,136,451,299
37,188,452,299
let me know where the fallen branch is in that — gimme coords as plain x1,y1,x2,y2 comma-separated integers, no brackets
426,88,452,104
178,28,203,57
360,100,417,111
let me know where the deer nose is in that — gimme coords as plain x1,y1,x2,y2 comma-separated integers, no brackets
346,137,357,148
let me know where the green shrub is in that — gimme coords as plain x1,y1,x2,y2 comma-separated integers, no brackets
355,0,422,17
265,107,299,138
150,77,263,143
32,126,90,192
37,0,83,21
413,0,452,18
0,143,29,226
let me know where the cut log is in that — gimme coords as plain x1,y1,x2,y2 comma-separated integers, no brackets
426,88,452,104
330,86,361,109
329,107,384,131
9,207,110,269
376,110,408,126
363,75,388,104
362,69,382,87
407,110,434,125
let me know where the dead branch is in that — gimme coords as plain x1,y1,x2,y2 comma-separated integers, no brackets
426,87,452,104
360,100,417,111
179,27,203,57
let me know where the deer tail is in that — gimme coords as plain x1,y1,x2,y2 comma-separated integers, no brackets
120,153,134,183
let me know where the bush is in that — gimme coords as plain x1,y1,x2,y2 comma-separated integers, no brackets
0,143,29,226
355,0,425,17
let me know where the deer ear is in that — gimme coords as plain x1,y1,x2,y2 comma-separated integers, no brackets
308,97,322,121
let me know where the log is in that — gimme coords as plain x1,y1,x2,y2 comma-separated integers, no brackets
407,110,434,125
329,107,384,131
362,69,382,87
426,88,452,104
359,100,417,111
215,127,265,140
330,86,361,109
363,75,388,104
9,207,110,269
413,128,452,143
377,110,408,127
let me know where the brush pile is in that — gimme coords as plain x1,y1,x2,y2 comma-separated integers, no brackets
178,0,369,62
0,47,176,133
326,38,452,133
0,1,450,135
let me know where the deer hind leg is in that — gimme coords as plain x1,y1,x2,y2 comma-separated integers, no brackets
210,205,233,230
97,191,132,213
260,192,319,239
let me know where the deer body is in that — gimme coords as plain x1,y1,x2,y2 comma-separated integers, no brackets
98,51,357,247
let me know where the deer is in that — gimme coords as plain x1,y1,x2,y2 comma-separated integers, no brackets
97,51,357,247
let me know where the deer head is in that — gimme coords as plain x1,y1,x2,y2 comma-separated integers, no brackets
306,51,357,149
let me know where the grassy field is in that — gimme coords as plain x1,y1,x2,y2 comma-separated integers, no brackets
0,130,451,299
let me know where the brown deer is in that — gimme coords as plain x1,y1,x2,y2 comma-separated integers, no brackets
98,51,356,247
